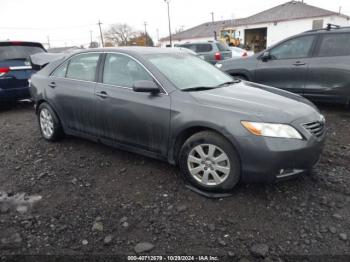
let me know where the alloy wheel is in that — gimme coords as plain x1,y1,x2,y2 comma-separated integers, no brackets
40,108,54,139
187,144,231,186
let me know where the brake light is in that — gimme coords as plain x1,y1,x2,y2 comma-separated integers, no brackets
0,67,10,76
215,52,221,60
242,52,248,57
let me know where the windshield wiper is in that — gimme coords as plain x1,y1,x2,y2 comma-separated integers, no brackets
216,80,241,87
181,86,217,92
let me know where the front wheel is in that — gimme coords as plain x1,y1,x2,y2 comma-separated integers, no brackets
179,131,241,192
38,103,64,141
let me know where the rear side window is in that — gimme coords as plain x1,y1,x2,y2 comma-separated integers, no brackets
66,53,100,82
216,42,230,52
317,33,350,57
103,54,153,87
0,45,45,61
52,60,69,78
269,35,315,60
196,44,213,52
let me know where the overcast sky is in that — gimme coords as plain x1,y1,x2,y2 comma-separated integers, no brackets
1,0,349,47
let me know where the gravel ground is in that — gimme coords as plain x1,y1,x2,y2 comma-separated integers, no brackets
0,101,349,261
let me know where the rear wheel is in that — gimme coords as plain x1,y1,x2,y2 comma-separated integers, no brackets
38,103,64,141
179,131,240,192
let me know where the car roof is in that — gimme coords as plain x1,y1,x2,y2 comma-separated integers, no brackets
0,41,44,47
302,26,350,35
69,46,195,57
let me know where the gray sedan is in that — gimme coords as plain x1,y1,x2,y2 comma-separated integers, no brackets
29,47,325,192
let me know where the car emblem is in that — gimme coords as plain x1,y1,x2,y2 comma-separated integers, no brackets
24,61,31,66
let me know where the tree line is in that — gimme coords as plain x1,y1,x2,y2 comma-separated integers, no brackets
102,23,154,47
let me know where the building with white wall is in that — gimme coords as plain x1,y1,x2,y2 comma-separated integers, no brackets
160,1,350,52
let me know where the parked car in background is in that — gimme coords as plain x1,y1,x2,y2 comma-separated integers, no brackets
216,25,350,105
178,41,232,64
30,47,325,192
230,46,254,58
0,41,46,103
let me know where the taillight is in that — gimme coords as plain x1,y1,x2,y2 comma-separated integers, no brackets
0,67,10,77
242,52,248,57
215,52,221,61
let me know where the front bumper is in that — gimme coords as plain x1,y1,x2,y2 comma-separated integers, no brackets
237,129,326,183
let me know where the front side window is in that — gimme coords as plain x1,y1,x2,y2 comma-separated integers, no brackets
66,53,100,82
103,54,153,87
146,53,233,90
318,33,350,57
269,35,315,60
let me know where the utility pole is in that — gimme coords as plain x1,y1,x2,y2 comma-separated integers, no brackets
210,12,217,40
164,0,172,47
144,22,148,46
97,20,104,47
156,28,160,45
89,30,93,47
47,36,51,49
210,12,214,23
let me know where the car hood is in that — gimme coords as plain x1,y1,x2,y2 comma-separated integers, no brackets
189,81,319,123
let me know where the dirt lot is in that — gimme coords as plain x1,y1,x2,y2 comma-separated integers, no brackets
0,101,349,261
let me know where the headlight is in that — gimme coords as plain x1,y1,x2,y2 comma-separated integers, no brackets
241,121,303,139
215,63,222,68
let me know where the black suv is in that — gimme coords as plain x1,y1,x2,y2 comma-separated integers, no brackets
216,24,350,105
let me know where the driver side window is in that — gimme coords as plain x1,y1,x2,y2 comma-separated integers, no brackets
103,54,153,87
269,35,315,60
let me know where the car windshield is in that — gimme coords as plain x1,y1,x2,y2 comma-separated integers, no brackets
0,45,45,61
146,53,234,90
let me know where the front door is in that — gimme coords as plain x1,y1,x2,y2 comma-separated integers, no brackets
94,53,171,156
255,35,316,95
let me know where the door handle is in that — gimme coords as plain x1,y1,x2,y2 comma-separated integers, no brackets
95,91,109,99
48,82,56,88
293,61,306,66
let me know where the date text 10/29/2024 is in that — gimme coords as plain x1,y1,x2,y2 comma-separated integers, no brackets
127,256,220,261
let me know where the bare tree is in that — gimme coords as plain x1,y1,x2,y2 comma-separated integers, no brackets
104,23,137,46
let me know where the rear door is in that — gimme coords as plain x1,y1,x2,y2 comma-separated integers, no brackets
0,42,45,95
304,32,350,103
49,53,101,135
254,35,316,94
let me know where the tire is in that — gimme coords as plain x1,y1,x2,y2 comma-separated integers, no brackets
178,131,241,192
37,102,64,141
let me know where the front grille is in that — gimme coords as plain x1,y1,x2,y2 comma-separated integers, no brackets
303,121,325,137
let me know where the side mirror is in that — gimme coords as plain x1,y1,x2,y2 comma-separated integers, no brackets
132,80,160,93
261,51,271,62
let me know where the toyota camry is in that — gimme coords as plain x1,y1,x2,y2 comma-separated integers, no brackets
29,47,326,192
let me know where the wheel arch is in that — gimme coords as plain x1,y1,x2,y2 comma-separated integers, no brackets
169,125,242,166
226,69,253,81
